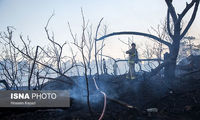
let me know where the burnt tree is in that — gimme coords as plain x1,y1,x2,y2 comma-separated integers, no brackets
97,0,199,80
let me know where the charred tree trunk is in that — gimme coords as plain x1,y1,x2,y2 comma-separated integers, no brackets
164,0,199,80
166,22,181,80
167,44,179,80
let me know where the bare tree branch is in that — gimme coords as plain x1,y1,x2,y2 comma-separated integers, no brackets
28,46,39,90
178,0,196,21
94,18,104,80
167,10,174,38
180,0,199,39
165,0,178,23
96,31,172,48
0,80,10,90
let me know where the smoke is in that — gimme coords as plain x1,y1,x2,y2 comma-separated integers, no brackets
69,76,106,104
69,73,170,109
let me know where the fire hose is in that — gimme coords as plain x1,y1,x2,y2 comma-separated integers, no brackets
93,77,107,120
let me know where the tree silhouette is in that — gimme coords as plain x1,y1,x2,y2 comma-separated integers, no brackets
97,0,200,81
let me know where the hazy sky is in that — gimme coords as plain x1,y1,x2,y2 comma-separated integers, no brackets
0,0,199,59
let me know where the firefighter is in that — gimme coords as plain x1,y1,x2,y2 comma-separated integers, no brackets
126,43,138,79
103,58,108,74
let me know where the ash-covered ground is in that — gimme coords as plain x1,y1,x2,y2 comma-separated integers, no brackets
1,70,200,120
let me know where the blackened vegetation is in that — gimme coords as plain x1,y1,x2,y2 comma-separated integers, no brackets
1,64,200,120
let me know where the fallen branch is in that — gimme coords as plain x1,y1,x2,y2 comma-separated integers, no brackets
182,69,200,77
106,96,139,112
38,76,74,85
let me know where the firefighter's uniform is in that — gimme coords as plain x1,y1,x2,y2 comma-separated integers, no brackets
126,47,137,79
